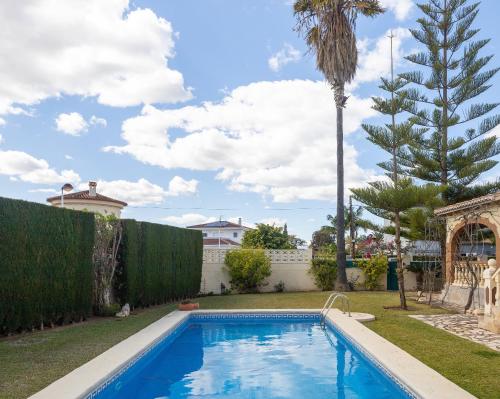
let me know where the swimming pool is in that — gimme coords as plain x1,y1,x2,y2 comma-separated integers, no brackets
29,309,475,399
91,313,411,399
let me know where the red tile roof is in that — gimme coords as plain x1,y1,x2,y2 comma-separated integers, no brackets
46,190,127,207
203,238,240,246
434,191,500,216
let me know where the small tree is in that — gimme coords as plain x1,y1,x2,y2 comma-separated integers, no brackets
224,249,271,293
242,223,304,249
93,214,122,313
309,258,337,291
356,254,388,290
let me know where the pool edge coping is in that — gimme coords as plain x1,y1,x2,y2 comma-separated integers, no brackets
27,308,476,399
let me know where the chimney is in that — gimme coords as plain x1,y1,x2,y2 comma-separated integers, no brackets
89,181,97,197
238,217,242,226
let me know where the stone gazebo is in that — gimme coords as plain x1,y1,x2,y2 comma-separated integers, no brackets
435,192,499,312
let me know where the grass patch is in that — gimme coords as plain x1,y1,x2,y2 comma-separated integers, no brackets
1,292,499,398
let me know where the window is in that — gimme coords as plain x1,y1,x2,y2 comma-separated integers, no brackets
202,233,207,237
233,232,238,238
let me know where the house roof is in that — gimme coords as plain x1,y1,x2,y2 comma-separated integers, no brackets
47,190,127,207
434,191,500,216
188,220,249,229
203,238,240,246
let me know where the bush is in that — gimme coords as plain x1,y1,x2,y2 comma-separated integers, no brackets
224,249,271,293
309,258,337,291
356,254,388,290
0,197,95,334
118,220,203,307
274,280,285,293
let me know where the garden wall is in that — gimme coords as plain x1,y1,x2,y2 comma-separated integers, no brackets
0,197,95,334
119,220,203,307
200,248,418,294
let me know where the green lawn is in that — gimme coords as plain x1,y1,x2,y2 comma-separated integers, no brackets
1,292,499,399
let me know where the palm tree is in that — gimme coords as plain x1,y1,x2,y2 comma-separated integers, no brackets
294,0,384,290
326,206,379,257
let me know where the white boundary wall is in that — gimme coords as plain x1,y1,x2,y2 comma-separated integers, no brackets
200,249,418,294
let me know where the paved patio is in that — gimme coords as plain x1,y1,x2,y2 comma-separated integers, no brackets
410,314,500,352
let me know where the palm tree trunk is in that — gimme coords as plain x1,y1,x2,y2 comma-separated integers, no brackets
336,103,349,291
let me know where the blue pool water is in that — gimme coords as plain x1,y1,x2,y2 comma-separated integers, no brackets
95,314,411,399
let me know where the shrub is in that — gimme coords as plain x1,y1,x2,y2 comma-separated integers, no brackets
0,197,95,334
356,254,388,290
118,220,203,307
224,249,271,293
274,280,285,293
309,258,337,291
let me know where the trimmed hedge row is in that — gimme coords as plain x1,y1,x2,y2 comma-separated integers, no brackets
119,220,203,307
0,197,95,334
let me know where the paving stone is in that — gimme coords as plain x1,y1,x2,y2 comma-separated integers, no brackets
409,314,500,352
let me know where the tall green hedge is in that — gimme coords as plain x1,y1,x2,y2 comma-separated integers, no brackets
0,197,95,334
119,220,203,307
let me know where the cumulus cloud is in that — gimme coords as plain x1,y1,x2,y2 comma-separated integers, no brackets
163,213,217,227
0,0,191,116
105,79,380,202
78,176,198,206
259,217,287,227
90,115,107,127
350,28,411,89
268,44,301,72
55,112,88,136
65,154,73,160
0,150,80,184
380,0,414,21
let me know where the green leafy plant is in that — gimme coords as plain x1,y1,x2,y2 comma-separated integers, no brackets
308,258,337,291
356,254,388,291
274,280,285,293
224,249,271,293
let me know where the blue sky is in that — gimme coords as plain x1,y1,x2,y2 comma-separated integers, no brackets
0,0,498,241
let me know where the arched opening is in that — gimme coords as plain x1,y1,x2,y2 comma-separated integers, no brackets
449,221,497,287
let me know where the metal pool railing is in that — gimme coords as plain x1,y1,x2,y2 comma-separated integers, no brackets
320,293,351,327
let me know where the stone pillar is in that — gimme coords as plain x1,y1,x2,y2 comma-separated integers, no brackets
479,259,500,333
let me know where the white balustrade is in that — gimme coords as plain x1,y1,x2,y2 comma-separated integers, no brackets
203,248,313,264
452,261,489,287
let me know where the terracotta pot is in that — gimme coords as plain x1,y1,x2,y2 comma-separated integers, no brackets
178,302,199,311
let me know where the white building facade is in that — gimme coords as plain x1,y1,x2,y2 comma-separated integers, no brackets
187,219,252,248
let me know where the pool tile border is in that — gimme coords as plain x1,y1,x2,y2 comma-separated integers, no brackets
28,308,476,399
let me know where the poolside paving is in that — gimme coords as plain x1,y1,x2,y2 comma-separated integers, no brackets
410,314,500,352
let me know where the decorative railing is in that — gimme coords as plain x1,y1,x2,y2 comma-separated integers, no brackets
452,261,489,287
203,248,312,264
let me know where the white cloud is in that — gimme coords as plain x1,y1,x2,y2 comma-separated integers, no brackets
168,175,198,196
0,133,3,144
350,28,411,89
77,176,198,206
0,0,191,115
0,118,5,126
90,115,107,127
28,188,58,194
259,217,286,227
55,112,88,136
65,154,73,160
380,0,414,21
163,213,216,227
268,43,301,72
0,150,80,184
105,79,380,202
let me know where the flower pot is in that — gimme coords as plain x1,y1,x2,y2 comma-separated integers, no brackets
178,302,199,311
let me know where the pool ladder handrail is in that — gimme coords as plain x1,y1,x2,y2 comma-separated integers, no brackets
320,292,351,326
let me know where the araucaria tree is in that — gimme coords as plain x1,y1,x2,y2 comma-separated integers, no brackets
400,0,500,204
294,0,384,290
351,34,441,309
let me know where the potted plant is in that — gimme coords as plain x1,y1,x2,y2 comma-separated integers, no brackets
178,299,199,311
